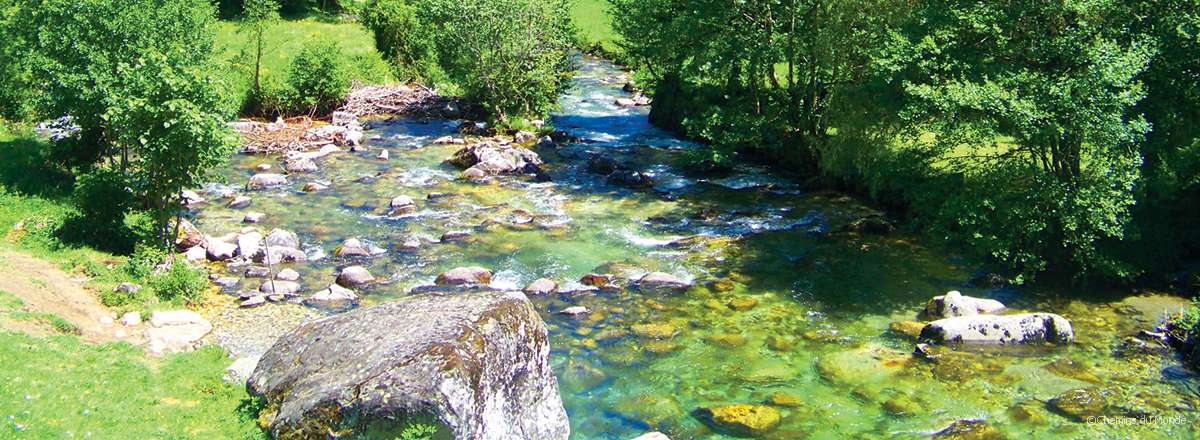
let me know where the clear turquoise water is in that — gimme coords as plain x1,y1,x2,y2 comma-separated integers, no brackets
195,56,1199,439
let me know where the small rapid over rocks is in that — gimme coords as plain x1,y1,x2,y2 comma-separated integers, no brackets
186,56,1198,439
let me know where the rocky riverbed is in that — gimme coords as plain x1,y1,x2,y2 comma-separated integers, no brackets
182,56,1200,438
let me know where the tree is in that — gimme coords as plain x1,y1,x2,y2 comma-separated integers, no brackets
240,0,280,96
886,0,1153,279
105,52,237,245
360,0,576,123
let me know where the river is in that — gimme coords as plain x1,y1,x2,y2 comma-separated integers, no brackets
195,56,1198,439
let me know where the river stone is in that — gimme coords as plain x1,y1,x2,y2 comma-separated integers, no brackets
1047,387,1111,421
919,313,1074,345
631,433,670,440
275,268,300,281
695,404,781,437
446,141,543,176
637,272,691,294
174,218,205,250
254,246,307,265
727,297,758,311
265,228,300,249
334,238,382,257
376,149,389,160
923,290,1006,319
120,311,141,326
248,291,569,439
336,266,375,287
245,266,270,278
523,278,559,295
236,231,263,260
284,157,318,173
184,246,207,263
513,130,536,143
304,284,359,308
146,311,212,355
225,356,261,385
227,195,252,209
259,280,301,295
889,320,926,339
440,230,472,242
240,295,267,308
435,266,492,286
302,182,329,192
931,419,1004,440
247,173,288,189
206,240,238,261
389,195,416,211
558,306,589,316
243,212,266,223
631,322,676,339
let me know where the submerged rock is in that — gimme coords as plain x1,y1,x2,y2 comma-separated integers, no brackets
695,404,781,437
446,141,543,177
931,419,1005,440
435,266,492,286
283,157,318,173
922,290,1006,319
889,320,926,339
227,195,252,209
248,291,569,439
637,272,691,294
258,280,300,295
1047,387,1112,422
919,313,1074,345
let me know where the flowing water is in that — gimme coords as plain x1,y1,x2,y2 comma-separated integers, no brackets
195,56,1198,439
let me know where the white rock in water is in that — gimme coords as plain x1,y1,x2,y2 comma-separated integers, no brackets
336,266,376,287
631,433,671,440
919,313,1074,345
304,284,359,307
923,290,1006,319
227,195,252,209
558,306,589,316
247,173,288,189
236,232,263,260
206,240,238,261
259,280,301,295
376,149,389,160
240,295,267,308
276,268,301,281
243,212,266,223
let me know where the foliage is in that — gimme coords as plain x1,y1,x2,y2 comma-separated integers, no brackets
360,0,576,123
240,0,282,96
287,41,353,115
105,51,238,243
148,261,210,306
0,332,266,439
360,0,441,82
0,0,36,121
72,170,136,232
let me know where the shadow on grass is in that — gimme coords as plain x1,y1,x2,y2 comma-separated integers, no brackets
0,131,73,198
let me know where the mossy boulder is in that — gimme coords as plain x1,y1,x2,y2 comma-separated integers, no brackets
248,291,569,439
1047,387,1112,422
695,404,781,437
932,419,1005,440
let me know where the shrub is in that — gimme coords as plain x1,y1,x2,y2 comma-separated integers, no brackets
287,40,351,115
360,0,439,82
149,261,209,306
72,170,135,229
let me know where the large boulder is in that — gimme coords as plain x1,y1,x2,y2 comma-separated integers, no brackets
919,313,1074,345
265,228,300,249
248,291,569,439
446,141,543,177
174,218,205,250
922,291,1006,319
336,265,376,287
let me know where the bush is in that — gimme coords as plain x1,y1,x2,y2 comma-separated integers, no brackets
287,40,351,115
149,261,209,306
72,170,135,229
360,0,575,123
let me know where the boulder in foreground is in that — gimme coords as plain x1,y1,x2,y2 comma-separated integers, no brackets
248,290,569,439
919,313,1074,345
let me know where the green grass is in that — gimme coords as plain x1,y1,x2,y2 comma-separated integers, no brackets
0,331,265,439
215,15,386,105
572,0,618,52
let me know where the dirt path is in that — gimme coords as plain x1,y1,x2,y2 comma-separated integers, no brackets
0,249,127,343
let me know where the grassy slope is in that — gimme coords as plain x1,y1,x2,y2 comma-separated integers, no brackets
573,0,617,51
0,328,264,439
0,125,265,439
214,14,382,102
